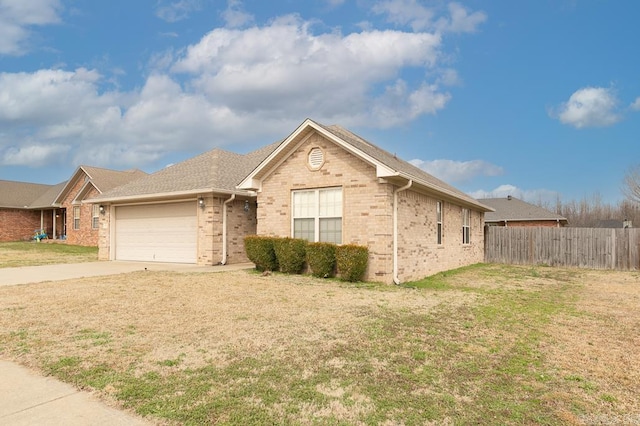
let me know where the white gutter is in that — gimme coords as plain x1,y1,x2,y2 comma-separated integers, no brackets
221,194,236,265
393,180,413,285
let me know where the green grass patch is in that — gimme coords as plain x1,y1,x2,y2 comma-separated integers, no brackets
0,241,98,267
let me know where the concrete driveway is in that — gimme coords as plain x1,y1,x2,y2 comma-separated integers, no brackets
0,261,254,286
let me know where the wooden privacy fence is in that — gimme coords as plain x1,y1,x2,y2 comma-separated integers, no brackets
485,227,640,271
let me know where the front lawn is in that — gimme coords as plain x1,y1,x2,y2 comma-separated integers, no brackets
0,241,98,268
0,264,638,425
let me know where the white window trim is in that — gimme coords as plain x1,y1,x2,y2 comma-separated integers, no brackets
91,204,100,229
462,208,470,245
436,201,443,245
291,187,342,243
73,206,81,230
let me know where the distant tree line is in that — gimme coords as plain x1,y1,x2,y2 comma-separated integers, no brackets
535,165,640,228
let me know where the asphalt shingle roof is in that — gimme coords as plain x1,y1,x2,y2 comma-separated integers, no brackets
0,180,65,209
479,197,568,223
93,142,280,201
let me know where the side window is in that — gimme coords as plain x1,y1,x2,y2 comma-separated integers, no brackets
73,206,81,230
462,208,470,244
92,204,100,229
436,201,443,245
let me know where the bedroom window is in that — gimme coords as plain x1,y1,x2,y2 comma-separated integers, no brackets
92,204,100,229
292,187,342,244
73,206,81,230
436,201,443,245
462,208,470,244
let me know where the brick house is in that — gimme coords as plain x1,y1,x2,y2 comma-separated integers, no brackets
93,119,492,284
53,166,147,246
0,180,65,242
480,196,568,227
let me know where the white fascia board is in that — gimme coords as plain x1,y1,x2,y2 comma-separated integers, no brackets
87,188,255,204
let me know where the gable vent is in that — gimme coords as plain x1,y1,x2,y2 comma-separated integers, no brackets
308,147,324,170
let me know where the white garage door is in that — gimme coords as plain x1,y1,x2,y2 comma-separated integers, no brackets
115,202,197,263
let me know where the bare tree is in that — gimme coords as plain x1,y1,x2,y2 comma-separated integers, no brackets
622,164,640,204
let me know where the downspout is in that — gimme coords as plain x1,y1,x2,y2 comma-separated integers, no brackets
221,194,236,265
393,180,413,285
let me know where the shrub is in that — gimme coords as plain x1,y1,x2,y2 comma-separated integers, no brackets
244,236,278,271
273,237,307,274
336,244,369,282
306,242,336,278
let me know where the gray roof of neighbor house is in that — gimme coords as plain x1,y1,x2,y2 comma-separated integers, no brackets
92,142,281,202
239,119,493,212
54,166,148,204
0,180,66,209
479,196,568,224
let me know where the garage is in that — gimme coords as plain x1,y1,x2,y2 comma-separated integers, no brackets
114,202,197,263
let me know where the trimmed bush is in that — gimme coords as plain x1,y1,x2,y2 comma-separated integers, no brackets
306,242,336,278
336,244,369,282
273,237,307,274
244,236,278,271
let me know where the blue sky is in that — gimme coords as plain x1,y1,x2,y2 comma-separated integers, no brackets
1,0,638,204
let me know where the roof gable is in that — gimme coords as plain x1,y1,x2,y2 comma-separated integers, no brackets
54,166,148,204
239,119,492,211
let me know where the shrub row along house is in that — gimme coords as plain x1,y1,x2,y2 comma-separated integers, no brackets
1,119,493,283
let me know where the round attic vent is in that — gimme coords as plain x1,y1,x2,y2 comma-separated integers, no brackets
308,147,324,170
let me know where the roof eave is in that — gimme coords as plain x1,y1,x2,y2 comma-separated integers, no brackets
87,187,256,204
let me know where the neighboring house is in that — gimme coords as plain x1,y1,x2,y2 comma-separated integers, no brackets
53,166,148,246
480,196,568,227
595,219,633,228
0,180,66,242
91,118,492,284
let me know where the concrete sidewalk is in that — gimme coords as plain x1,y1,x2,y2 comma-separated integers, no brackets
0,260,254,424
0,260,254,286
0,361,150,425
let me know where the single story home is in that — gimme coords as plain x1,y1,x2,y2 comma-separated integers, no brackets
0,180,65,242
0,166,146,244
92,119,492,284
480,196,568,227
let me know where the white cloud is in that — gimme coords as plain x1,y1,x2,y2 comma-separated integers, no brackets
155,0,202,23
631,97,640,111
470,184,560,205
0,12,478,169
0,0,62,55
222,0,254,28
372,0,486,33
172,16,446,127
409,158,503,183
1,144,70,167
553,86,622,128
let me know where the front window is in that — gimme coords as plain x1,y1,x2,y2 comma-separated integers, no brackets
462,208,470,244
436,201,443,245
92,204,100,229
292,187,342,244
73,206,80,230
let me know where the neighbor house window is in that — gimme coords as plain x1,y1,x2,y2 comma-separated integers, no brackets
73,206,81,230
436,201,443,245
462,208,470,244
92,204,100,229
292,187,342,244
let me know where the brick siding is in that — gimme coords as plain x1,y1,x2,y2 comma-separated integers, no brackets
60,175,100,246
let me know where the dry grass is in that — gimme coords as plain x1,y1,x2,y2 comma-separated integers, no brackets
1,264,639,425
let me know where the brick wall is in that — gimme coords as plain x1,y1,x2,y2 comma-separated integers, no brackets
197,195,257,265
257,132,394,282
60,176,100,246
396,192,485,282
0,209,44,241
256,131,487,284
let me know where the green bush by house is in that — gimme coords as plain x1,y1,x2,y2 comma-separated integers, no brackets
306,242,336,278
336,244,369,282
272,237,307,274
244,236,278,271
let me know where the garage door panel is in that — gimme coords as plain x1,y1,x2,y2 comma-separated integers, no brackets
115,202,197,263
